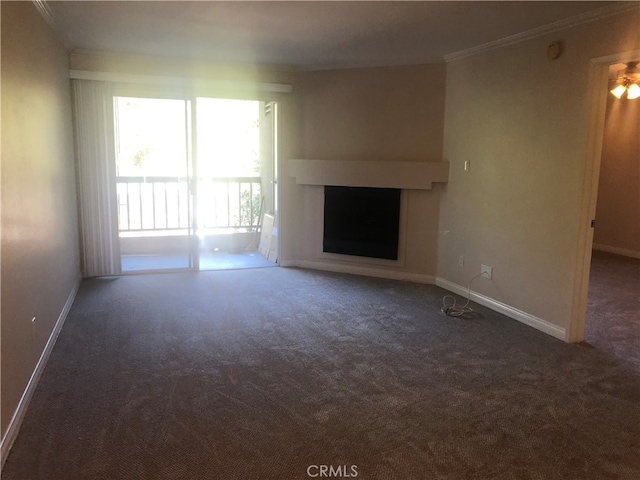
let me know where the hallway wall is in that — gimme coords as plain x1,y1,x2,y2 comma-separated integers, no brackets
593,89,640,258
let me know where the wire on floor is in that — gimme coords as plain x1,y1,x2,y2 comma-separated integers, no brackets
441,272,486,317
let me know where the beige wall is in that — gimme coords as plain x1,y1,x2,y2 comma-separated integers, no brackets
291,65,446,278
593,93,640,256
1,1,81,441
438,11,640,336
296,65,445,162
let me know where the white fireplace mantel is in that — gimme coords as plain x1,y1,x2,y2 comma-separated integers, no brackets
288,159,449,190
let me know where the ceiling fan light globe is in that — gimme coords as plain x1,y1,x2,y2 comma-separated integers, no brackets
626,83,640,100
610,84,626,99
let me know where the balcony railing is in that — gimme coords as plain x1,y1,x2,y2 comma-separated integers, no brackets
116,176,261,233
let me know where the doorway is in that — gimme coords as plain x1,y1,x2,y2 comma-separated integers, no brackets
113,94,279,273
570,51,640,344
584,61,640,366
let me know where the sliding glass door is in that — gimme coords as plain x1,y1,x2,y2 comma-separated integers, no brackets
114,96,196,272
111,93,278,273
195,98,277,270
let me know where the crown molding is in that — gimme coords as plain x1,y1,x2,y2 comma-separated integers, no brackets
444,2,640,63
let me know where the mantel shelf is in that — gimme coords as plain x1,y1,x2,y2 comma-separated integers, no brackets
288,159,449,190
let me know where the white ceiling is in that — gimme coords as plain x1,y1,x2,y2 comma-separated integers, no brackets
47,1,623,70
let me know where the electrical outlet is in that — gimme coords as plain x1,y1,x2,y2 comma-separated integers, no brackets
459,255,464,267
481,264,493,279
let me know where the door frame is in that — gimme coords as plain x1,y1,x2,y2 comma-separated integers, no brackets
111,84,283,273
568,49,640,342
112,86,199,273
192,96,280,269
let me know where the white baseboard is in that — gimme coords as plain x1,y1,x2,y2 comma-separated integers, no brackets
0,278,81,468
435,277,566,341
295,260,436,284
272,259,566,340
278,259,297,268
592,243,640,259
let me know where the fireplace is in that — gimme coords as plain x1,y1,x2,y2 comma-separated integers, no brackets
323,186,401,260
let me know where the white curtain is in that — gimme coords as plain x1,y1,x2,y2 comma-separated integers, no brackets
72,80,121,276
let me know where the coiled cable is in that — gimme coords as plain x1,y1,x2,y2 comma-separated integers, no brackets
441,272,486,317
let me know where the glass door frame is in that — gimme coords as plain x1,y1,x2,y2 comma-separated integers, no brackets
111,83,282,274
112,84,199,273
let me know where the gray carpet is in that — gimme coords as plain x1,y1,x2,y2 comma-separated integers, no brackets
2,255,639,479
585,250,640,371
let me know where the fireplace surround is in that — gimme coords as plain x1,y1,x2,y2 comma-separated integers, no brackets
288,159,449,274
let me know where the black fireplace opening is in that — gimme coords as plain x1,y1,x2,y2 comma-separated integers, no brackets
323,186,401,260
